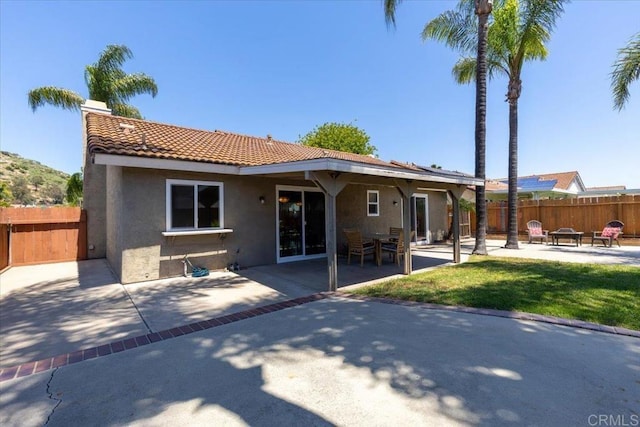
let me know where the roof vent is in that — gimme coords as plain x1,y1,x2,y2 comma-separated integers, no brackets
266,134,272,140
119,123,135,134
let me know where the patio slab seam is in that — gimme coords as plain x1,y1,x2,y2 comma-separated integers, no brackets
0,292,333,383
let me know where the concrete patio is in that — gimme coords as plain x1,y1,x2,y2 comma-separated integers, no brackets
1,239,638,369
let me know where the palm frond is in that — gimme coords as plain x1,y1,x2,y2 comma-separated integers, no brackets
85,65,115,105
96,44,133,73
422,7,478,55
612,32,640,111
514,0,565,69
453,55,509,84
453,57,478,84
27,87,84,112
112,73,158,102
110,103,143,119
383,0,403,28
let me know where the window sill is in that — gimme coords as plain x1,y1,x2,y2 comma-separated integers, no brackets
162,229,233,237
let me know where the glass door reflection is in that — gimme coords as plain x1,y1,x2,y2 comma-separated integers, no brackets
278,191,303,258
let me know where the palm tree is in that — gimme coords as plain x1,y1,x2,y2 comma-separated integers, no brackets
612,32,640,111
424,0,565,249
28,44,157,119
383,0,492,255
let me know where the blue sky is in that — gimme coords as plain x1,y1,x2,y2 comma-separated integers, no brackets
1,0,638,188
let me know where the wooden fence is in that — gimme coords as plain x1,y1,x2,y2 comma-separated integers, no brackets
0,207,87,269
470,195,639,238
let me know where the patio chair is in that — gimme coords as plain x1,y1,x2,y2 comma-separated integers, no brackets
382,231,407,266
344,229,375,266
592,220,624,247
389,227,403,242
526,220,548,244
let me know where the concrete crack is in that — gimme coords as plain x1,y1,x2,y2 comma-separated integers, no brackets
44,368,62,425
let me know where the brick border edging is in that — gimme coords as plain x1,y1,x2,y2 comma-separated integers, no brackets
335,291,640,339
2,291,638,383
0,292,332,383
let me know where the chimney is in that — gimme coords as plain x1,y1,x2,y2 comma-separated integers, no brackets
81,100,111,115
80,100,111,164
267,134,272,141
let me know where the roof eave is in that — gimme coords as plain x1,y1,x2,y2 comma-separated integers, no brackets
94,153,482,186
240,158,483,186
93,153,241,175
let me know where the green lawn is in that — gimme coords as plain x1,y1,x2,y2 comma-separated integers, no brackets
349,256,640,331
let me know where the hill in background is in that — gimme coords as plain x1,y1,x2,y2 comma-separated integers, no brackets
0,151,70,206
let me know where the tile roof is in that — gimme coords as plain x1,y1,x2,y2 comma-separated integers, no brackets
485,180,509,191
490,171,582,192
527,171,579,191
86,113,399,169
497,171,579,191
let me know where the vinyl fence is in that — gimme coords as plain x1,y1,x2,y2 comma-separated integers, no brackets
0,207,87,269
471,195,639,238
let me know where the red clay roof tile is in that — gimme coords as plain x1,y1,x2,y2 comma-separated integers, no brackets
86,113,399,169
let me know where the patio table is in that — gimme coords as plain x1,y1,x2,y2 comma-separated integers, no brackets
364,233,393,266
549,228,584,247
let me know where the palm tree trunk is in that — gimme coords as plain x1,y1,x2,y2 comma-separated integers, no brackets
505,78,521,249
472,1,492,256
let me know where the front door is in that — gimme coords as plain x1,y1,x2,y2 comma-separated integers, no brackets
277,186,326,262
413,194,430,244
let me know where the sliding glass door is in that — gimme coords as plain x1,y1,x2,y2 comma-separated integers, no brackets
413,194,430,244
277,187,326,262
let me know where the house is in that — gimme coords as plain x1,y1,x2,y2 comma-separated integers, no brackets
81,100,482,288
486,171,586,200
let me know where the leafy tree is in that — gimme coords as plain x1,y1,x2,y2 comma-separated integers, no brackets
43,184,65,205
0,182,13,207
10,176,34,206
30,174,44,191
611,32,640,111
422,0,565,249
383,0,493,255
298,122,376,155
66,172,83,206
28,44,157,119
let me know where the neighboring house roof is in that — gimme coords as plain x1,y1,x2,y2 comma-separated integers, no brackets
85,111,482,187
485,180,509,191
527,171,584,191
586,185,626,191
487,171,586,197
86,113,396,169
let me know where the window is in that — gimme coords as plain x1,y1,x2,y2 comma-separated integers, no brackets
367,190,379,216
166,179,224,230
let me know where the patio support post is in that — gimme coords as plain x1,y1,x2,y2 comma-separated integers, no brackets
307,171,349,291
448,186,465,263
395,180,417,275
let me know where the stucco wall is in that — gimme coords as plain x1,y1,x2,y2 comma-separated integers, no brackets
428,191,449,241
95,166,451,283
105,165,123,276
336,185,403,253
336,186,449,249
114,168,311,284
84,161,107,259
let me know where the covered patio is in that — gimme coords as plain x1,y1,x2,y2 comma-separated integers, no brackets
239,162,483,291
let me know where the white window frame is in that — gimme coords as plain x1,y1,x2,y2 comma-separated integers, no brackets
367,190,380,217
166,179,224,231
